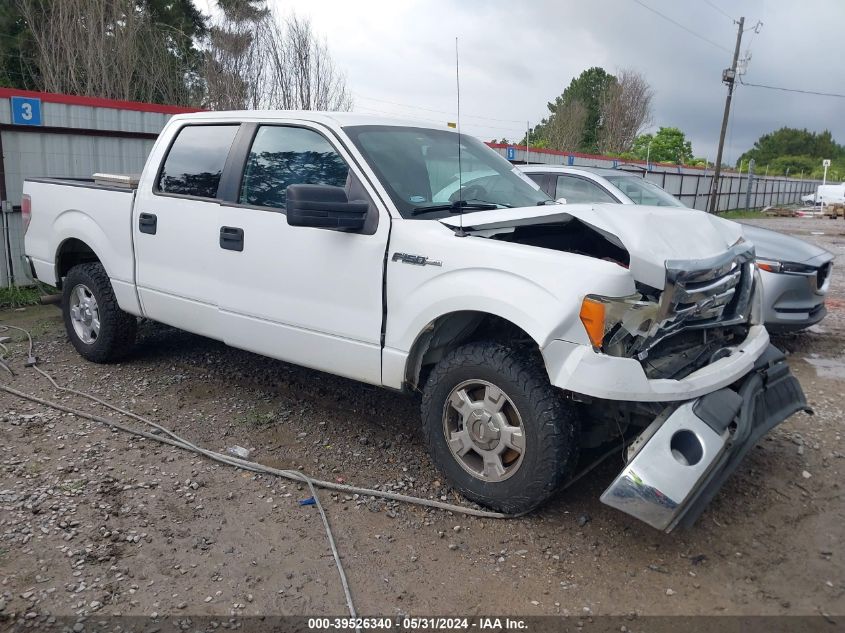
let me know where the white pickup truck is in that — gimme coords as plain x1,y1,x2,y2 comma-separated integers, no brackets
23,112,808,531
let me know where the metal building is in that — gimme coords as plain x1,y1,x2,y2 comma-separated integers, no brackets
0,88,197,287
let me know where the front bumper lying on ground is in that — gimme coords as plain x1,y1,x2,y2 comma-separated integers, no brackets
600,344,809,532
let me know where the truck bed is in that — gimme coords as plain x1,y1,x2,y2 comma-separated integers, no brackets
23,178,138,299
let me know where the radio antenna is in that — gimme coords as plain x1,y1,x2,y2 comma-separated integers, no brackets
454,36,467,237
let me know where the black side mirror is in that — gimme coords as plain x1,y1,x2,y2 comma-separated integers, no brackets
286,184,368,231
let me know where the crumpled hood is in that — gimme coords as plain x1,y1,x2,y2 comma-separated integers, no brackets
741,223,832,265
440,203,744,289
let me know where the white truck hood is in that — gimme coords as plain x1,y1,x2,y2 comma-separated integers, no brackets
440,203,744,289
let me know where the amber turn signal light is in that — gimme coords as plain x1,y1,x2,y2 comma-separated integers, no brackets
579,297,606,348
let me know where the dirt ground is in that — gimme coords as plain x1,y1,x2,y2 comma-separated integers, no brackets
1,217,843,627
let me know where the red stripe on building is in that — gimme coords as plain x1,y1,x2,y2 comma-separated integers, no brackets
0,87,202,115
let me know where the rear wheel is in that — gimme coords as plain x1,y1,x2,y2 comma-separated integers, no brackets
62,263,137,363
421,341,581,514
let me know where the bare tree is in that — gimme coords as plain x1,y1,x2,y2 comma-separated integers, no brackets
18,0,196,105
202,6,352,111
597,68,654,155
546,100,588,152
263,14,352,110
202,1,269,110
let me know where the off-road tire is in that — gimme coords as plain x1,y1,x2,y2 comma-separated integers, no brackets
421,341,581,514
62,263,137,363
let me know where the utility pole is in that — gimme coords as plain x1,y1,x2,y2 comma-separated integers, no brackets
707,16,745,214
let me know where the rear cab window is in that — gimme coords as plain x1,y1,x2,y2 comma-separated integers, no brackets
157,124,240,198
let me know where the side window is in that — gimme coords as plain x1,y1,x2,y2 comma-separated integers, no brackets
525,173,547,191
555,175,617,204
157,125,239,198
239,126,349,209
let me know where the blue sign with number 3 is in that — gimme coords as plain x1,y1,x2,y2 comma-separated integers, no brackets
10,96,42,126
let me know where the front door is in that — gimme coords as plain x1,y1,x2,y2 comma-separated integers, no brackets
133,123,240,338
216,123,390,384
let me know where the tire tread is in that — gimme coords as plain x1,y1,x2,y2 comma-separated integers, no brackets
62,263,137,363
421,341,580,514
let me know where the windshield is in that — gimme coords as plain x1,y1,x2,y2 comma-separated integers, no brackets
344,125,551,219
604,175,686,208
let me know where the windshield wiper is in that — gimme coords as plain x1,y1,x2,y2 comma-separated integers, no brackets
411,200,506,217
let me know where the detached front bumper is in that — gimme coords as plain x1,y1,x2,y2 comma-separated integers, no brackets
600,345,809,532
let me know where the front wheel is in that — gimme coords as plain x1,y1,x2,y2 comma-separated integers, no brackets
421,342,581,514
62,263,137,363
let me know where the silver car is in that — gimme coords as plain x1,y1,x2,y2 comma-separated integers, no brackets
520,165,834,332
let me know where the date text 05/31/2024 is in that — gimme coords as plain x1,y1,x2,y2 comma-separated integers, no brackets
307,617,528,630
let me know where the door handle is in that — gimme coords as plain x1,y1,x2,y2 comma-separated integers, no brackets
219,226,244,252
138,213,157,235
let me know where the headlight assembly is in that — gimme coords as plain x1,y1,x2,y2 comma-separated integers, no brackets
756,259,816,275
579,294,660,352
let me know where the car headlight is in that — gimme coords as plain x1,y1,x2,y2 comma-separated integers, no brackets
756,258,816,275
579,294,660,351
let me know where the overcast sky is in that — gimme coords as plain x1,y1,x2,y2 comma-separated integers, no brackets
195,0,845,164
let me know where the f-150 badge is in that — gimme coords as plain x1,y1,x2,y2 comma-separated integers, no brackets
391,252,442,267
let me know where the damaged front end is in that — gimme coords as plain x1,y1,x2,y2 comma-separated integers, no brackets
600,345,810,531
575,241,809,531
442,205,808,531
580,240,757,371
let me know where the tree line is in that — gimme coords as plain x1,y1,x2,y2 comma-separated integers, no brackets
493,65,841,176
737,127,844,180
0,0,351,110
491,66,704,166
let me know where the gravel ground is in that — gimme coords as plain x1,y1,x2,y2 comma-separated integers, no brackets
1,217,843,627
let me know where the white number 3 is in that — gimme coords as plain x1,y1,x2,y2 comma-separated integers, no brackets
20,102,33,120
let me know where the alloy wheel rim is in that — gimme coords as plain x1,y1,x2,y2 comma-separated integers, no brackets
68,284,100,344
442,379,525,482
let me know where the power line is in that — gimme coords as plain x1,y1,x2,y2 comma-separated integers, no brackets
703,0,736,21
738,77,845,98
631,0,733,54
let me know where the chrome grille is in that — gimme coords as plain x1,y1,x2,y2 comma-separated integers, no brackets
656,242,756,339
602,241,758,361
672,262,748,323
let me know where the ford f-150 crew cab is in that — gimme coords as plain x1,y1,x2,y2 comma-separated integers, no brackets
22,112,809,531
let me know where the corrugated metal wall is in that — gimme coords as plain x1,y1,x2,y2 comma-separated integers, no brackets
0,99,165,206
0,95,172,287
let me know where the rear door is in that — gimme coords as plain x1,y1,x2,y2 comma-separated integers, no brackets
215,122,390,384
133,123,240,338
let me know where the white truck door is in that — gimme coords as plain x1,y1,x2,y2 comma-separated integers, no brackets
133,124,240,339
216,123,390,384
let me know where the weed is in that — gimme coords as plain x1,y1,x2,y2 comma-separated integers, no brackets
237,411,277,428
0,286,42,309
60,480,86,493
